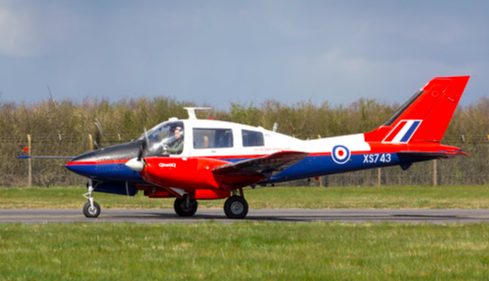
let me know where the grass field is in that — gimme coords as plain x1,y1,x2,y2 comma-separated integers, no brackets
1,185,489,209
2,185,489,280
1,222,489,280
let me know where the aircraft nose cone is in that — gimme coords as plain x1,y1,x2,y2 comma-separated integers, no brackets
65,152,97,177
125,158,145,172
65,141,141,177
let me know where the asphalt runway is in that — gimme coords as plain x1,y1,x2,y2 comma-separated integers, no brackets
1,209,489,224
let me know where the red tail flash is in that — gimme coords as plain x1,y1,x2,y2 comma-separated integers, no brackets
365,76,470,143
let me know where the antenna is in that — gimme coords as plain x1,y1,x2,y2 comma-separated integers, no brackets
184,107,211,120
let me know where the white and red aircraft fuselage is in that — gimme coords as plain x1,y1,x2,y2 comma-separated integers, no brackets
62,76,469,219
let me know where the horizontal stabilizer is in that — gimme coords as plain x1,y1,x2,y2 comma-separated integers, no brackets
397,150,468,159
18,155,75,159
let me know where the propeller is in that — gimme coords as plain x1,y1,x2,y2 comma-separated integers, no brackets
125,127,148,172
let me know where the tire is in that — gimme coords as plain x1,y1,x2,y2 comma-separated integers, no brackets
174,196,198,217
83,201,101,218
224,196,248,219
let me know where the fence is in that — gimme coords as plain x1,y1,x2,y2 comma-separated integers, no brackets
0,133,134,187
2,133,487,188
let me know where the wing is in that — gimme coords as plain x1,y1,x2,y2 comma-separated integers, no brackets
212,151,308,189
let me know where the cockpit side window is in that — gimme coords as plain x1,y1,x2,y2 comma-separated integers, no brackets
193,128,233,149
143,121,185,155
242,130,264,147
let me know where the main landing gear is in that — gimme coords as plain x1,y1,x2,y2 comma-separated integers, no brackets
173,189,249,219
174,194,198,217
224,195,248,219
223,188,248,219
83,179,101,218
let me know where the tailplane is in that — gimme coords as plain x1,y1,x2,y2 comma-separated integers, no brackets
365,76,470,143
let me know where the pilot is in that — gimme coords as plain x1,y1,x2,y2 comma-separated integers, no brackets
165,126,184,154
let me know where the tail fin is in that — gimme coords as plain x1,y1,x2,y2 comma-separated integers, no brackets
365,76,470,143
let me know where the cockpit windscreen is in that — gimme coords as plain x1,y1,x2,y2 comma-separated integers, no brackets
139,121,184,155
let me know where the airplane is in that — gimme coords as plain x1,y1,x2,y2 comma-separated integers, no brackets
20,76,470,219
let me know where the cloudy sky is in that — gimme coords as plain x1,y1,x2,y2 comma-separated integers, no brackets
0,0,487,109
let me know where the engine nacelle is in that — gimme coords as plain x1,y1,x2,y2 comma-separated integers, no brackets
141,157,231,191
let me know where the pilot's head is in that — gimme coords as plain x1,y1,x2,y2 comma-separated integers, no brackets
174,126,182,138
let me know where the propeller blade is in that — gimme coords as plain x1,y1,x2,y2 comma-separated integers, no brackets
92,118,103,150
132,126,149,171
137,127,149,161
144,127,149,144
137,142,144,161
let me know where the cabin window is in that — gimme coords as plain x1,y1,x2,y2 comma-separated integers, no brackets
193,128,234,149
242,130,264,147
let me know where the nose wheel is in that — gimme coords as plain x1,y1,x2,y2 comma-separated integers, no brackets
83,201,101,218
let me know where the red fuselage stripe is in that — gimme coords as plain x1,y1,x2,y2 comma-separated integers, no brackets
66,159,129,166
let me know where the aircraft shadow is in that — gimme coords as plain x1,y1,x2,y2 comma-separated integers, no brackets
124,211,482,223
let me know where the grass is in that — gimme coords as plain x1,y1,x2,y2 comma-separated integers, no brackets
2,186,489,280
1,222,489,280
1,185,489,209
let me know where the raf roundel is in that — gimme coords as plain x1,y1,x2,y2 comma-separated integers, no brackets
332,145,351,164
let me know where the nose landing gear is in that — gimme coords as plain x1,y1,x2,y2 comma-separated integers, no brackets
82,179,101,218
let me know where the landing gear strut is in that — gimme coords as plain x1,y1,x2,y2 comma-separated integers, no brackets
83,179,101,218
174,193,198,217
224,188,248,219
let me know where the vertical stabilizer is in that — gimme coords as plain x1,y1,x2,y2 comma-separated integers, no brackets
365,76,470,143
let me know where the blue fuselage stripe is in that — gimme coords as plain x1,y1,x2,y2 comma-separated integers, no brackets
268,153,400,182
66,163,144,182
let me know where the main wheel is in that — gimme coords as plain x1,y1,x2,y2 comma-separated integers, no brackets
174,196,198,217
224,196,248,219
83,201,101,218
